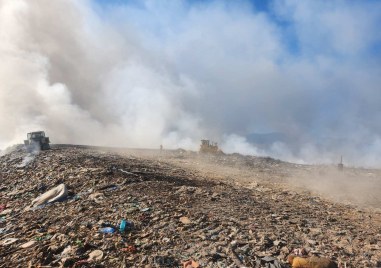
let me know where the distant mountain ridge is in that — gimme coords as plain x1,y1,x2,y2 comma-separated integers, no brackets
246,132,289,147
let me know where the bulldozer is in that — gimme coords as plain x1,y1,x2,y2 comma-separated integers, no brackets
24,131,50,151
199,139,219,154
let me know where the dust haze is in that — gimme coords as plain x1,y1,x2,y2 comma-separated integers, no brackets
286,166,381,210
1,0,381,168
144,149,381,210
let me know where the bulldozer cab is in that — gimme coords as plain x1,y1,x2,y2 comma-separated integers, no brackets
27,131,45,140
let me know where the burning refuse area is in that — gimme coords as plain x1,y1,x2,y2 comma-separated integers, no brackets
1,0,381,266
0,145,381,267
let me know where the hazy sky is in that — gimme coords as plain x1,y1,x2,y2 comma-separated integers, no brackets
0,0,380,166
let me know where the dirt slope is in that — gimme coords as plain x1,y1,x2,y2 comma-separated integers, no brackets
0,146,380,267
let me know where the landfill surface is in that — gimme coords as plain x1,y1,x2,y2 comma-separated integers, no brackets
0,145,380,267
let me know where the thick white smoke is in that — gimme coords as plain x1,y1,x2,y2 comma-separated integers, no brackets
0,0,201,149
0,0,381,167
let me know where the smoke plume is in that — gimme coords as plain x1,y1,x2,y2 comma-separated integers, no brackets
0,0,381,167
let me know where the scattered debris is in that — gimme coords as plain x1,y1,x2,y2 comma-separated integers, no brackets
0,145,380,267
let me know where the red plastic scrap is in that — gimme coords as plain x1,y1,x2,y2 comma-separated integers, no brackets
0,204,6,212
120,245,136,253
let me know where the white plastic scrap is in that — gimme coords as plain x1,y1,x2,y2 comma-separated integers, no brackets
31,184,68,207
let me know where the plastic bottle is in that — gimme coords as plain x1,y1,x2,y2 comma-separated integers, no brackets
119,220,127,232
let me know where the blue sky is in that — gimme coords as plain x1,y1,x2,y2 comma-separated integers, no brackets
92,0,381,58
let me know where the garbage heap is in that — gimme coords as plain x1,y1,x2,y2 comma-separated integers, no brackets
0,146,380,267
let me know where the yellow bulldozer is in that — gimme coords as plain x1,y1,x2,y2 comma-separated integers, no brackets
199,139,219,154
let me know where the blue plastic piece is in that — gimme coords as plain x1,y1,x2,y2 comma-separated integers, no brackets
119,219,127,232
119,219,134,232
100,227,115,234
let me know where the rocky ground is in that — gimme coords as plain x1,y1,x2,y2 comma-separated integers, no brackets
0,145,380,267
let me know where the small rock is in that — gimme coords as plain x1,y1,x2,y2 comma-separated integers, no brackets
180,216,192,224
88,249,104,261
307,239,317,245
